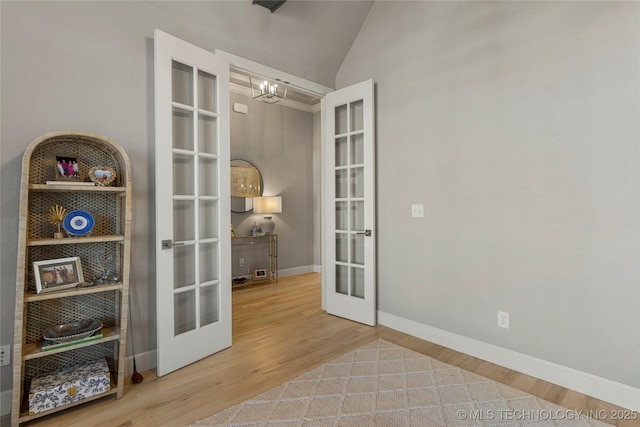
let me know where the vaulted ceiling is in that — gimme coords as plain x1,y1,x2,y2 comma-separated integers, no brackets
143,1,374,88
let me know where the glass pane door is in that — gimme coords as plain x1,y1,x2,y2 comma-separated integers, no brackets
323,80,376,326
171,60,221,336
155,29,231,376
334,101,366,299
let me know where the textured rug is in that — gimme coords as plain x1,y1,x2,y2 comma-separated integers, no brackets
189,339,610,426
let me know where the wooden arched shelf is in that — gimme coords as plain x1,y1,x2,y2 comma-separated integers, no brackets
11,131,132,426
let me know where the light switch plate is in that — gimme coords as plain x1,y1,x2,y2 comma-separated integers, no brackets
411,204,424,218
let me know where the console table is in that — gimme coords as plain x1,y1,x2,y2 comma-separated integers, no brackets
231,234,278,286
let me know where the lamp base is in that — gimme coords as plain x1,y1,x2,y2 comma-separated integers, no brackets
260,216,275,234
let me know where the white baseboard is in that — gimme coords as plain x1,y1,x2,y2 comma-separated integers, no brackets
279,265,317,278
125,349,157,377
378,310,640,411
233,266,321,283
1,389,10,416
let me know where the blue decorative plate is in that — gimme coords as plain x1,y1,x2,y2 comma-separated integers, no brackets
63,210,95,236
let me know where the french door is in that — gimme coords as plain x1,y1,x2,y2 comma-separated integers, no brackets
323,80,376,326
154,30,231,376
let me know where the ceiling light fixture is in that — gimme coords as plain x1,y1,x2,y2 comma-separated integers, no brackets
250,76,287,104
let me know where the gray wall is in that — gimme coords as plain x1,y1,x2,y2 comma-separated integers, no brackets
229,92,315,277
336,1,639,387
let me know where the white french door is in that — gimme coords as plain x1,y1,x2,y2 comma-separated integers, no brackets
323,80,376,326
154,30,231,376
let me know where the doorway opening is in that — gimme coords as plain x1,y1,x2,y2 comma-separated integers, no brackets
220,53,330,315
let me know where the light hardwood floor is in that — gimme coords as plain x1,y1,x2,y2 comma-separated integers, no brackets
5,273,638,426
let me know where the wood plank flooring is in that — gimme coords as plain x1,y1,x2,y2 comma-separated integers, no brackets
4,273,638,426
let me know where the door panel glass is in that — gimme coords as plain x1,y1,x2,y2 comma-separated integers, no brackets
335,169,348,198
335,137,348,167
173,245,195,290
336,201,348,231
172,61,193,106
351,201,364,232
350,167,364,198
352,234,365,265
199,241,219,282
174,290,196,335
197,70,217,112
198,116,218,155
173,153,194,196
172,108,194,151
173,200,195,241
200,284,220,327
336,265,348,295
335,104,348,135
199,158,218,197
351,134,364,165
325,80,375,326
157,30,231,376
336,233,348,263
199,200,219,240
352,267,365,299
350,100,364,132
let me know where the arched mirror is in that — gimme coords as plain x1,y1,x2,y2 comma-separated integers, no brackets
230,159,263,213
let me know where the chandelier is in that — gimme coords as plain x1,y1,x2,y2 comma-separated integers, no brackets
250,76,287,104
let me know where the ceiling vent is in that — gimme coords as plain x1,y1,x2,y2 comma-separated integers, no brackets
252,1,286,13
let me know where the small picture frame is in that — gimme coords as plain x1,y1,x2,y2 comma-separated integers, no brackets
253,268,268,281
54,156,81,181
88,166,116,186
34,257,84,294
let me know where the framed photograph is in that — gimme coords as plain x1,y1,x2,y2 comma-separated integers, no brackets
54,156,81,181
88,166,116,186
33,257,84,294
253,268,268,281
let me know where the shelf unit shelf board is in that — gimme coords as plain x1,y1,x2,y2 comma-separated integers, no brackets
27,235,125,246
29,184,126,193
18,377,118,423
23,326,120,360
25,283,121,302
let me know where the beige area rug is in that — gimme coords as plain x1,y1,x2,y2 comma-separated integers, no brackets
189,339,610,426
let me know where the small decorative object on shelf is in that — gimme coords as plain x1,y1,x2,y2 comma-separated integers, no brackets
47,204,67,239
231,224,236,238
93,254,120,285
33,256,84,294
43,319,103,344
28,358,110,415
88,166,116,186
251,222,260,237
253,267,268,281
54,155,81,182
42,331,103,351
62,210,95,237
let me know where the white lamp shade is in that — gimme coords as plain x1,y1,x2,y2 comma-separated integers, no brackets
253,196,282,214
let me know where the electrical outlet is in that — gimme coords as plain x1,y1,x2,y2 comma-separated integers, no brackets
239,258,245,267
498,311,510,329
0,345,10,366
